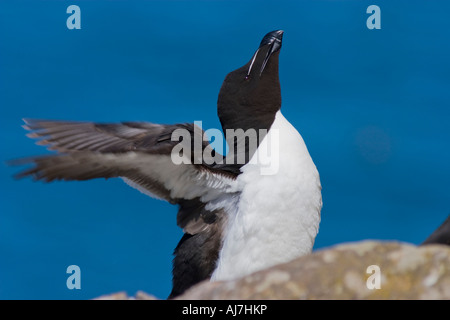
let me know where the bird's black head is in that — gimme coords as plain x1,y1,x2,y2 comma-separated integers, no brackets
217,30,283,133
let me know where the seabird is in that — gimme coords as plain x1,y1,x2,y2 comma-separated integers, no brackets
13,30,323,298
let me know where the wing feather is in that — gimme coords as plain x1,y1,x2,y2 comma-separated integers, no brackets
13,119,240,234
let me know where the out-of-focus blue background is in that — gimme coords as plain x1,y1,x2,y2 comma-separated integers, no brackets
0,0,449,299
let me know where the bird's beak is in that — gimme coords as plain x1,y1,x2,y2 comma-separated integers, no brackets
246,30,284,79
259,30,283,75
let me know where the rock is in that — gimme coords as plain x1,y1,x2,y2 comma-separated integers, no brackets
94,291,129,300
175,241,450,299
94,291,157,300
134,291,158,300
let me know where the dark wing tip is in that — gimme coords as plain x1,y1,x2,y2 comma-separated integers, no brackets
22,118,32,126
6,155,52,181
6,155,37,167
21,118,52,130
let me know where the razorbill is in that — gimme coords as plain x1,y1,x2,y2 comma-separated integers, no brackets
13,30,323,298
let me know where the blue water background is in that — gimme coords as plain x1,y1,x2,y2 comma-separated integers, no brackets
0,0,449,299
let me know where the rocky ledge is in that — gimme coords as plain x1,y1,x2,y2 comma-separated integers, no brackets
97,240,450,300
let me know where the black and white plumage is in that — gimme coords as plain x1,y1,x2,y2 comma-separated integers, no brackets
13,30,324,298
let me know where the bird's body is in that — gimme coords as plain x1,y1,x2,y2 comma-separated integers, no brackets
212,111,321,281
13,30,323,298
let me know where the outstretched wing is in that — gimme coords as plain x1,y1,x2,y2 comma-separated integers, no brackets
12,119,240,234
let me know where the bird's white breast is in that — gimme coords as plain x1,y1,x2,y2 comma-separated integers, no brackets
211,111,322,281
